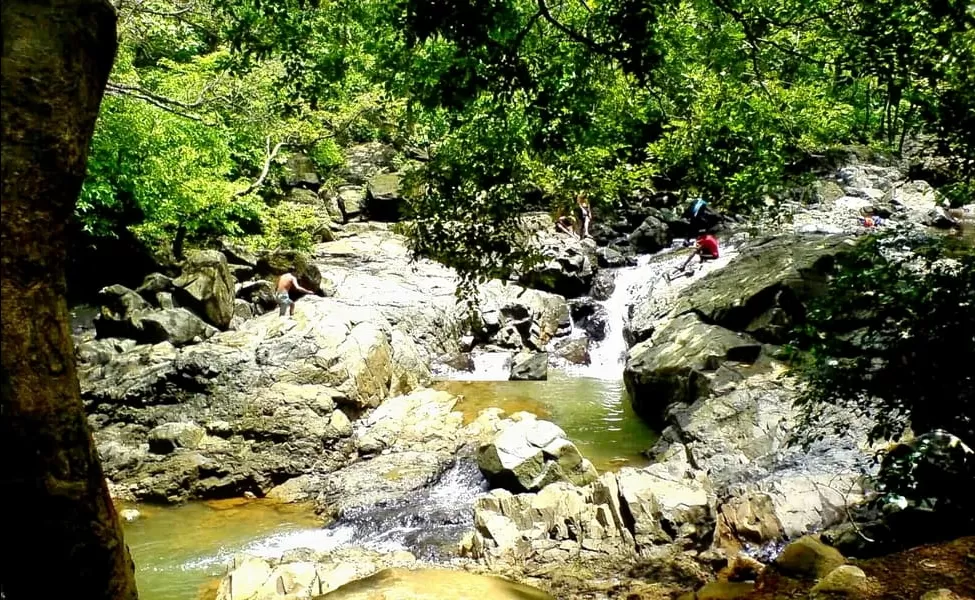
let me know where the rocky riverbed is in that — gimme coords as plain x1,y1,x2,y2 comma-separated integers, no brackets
76,150,974,598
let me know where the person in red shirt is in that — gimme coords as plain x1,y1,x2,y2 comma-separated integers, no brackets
678,234,720,272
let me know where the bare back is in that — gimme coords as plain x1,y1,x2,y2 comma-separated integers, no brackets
276,273,296,293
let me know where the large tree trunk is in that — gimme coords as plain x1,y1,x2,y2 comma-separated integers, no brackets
1,1,137,599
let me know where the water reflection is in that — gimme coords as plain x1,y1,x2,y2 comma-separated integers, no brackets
436,370,657,471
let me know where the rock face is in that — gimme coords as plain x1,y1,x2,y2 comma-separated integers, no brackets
517,219,598,298
173,250,235,329
629,215,671,253
624,313,761,427
365,172,406,221
468,460,715,563
79,300,426,502
93,285,217,347
476,414,597,492
619,232,874,550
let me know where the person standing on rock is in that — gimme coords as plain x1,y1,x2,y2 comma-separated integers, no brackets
275,272,314,317
577,193,593,239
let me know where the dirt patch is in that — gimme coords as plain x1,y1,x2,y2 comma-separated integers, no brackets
752,536,975,600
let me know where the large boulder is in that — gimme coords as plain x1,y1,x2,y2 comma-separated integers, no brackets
474,281,571,350
336,184,367,221
552,337,590,365
173,250,235,329
476,414,598,492
509,351,548,381
569,298,609,341
365,172,407,222
650,234,857,344
138,308,216,347
281,152,321,190
623,313,761,427
628,215,670,253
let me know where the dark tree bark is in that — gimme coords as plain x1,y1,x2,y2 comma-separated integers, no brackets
1,1,138,599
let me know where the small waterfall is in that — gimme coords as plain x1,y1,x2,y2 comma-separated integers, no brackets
183,459,488,570
584,256,656,377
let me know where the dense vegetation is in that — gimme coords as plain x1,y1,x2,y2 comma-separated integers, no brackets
791,233,975,542
77,0,975,287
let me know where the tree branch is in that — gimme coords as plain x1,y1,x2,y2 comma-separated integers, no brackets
104,83,205,121
234,136,290,197
536,0,613,56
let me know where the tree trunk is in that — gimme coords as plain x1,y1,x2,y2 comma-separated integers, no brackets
1,1,137,599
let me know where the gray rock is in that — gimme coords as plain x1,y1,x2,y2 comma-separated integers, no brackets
148,422,206,454
569,299,609,341
281,152,320,189
173,250,235,329
517,220,597,298
237,279,277,311
552,337,590,365
596,246,627,268
642,234,856,344
624,313,761,426
476,415,597,492
135,273,174,305
341,142,397,185
590,270,616,300
93,285,150,339
366,172,406,222
509,351,548,381
138,308,217,347
629,216,670,253
337,184,367,221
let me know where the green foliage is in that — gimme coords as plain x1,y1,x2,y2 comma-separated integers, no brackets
790,233,975,446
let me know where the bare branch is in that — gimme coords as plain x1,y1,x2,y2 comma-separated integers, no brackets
104,84,205,121
234,136,290,197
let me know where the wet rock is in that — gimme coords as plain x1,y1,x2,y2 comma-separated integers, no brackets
354,389,463,455
590,270,616,300
267,474,319,503
809,565,869,599
629,215,670,253
474,282,570,350
509,351,548,381
623,313,761,427
552,337,590,365
476,415,597,492
173,250,235,329
119,508,141,522
316,451,454,518
365,172,406,222
596,246,627,268
147,422,205,454
569,298,609,341
773,535,846,579
689,581,755,600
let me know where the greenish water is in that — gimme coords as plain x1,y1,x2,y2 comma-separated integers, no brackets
122,499,323,600
124,367,656,600
437,369,658,472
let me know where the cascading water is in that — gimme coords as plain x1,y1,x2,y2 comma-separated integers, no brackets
127,459,489,597
582,255,657,377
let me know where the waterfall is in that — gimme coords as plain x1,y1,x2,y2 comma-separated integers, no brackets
584,255,655,377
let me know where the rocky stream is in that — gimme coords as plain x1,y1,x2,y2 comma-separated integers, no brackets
74,151,975,600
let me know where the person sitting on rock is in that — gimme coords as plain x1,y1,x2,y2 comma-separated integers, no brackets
555,209,578,237
577,193,593,239
275,272,314,317
677,233,720,272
